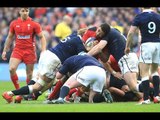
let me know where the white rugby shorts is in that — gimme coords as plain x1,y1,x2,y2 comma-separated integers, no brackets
118,52,139,74
38,50,61,79
72,66,106,93
139,42,160,64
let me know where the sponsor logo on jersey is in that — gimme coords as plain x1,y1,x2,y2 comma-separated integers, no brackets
27,24,30,30
17,35,30,39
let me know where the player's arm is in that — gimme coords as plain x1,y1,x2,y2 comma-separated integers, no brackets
2,32,14,60
103,62,122,80
37,32,47,52
88,40,107,56
108,87,125,97
125,26,138,54
56,60,70,79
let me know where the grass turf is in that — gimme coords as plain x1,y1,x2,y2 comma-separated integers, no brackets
0,81,160,112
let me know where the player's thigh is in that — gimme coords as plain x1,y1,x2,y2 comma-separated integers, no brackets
38,50,61,80
64,75,82,89
139,62,150,77
9,57,22,70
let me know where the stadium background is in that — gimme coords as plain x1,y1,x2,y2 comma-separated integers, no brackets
0,7,160,81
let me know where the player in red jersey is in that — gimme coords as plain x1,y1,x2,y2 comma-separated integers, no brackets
1,8,46,103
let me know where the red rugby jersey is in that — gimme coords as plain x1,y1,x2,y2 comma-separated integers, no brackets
9,17,42,49
109,55,121,72
82,27,97,42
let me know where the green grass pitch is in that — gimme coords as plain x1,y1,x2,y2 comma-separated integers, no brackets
0,81,160,112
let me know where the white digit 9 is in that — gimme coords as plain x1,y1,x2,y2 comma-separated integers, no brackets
148,22,156,34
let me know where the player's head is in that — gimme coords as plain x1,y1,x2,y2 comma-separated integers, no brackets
63,14,72,25
96,23,111,39
19,8,29,20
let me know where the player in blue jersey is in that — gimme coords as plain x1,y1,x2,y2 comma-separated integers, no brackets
2,24,108,103
88,23,142,100
49,54,106,104
125,7,160,104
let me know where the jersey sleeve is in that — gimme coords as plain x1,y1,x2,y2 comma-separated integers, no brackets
9,21,15,33
34,22,42,34
132,15,140,27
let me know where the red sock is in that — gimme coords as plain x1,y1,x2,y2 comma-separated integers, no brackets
48,80,63,100
26,78,30,85
68,88,78,97
11,74,20,89
76,87,84,97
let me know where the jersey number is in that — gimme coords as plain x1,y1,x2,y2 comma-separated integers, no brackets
61,36,71,43
148,22,156,34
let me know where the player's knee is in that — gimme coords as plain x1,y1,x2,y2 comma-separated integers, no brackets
9,66,17,73
32,83,43,92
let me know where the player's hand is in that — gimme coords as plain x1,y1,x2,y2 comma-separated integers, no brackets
124,47,130,55
2,51,7,60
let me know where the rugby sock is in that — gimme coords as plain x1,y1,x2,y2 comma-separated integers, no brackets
68,88,78,96
33,91,42,100
138,83,143,92
142,80,150,100
11,74,20,89
152,76,160,97
76,87,84,97
48,80,63,100
12,86,30,95
59,86,70,99
27,80,36,85
26,78,30,85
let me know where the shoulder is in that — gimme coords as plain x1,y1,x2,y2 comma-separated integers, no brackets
10,19,18,27
31,19,41,27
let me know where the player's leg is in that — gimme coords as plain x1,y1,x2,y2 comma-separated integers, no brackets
88,89,98,103
25,64,34,84
139,62,150,101
151,63,160,103
9,58,22,89
2,74,51,103
119,53,142,100
52,75,83,104
47,76,68,100
123,72,142,99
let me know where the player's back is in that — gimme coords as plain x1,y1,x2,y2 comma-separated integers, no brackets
133,11,160,43
62,55,105,74
49,33,86,63
103,28,126,61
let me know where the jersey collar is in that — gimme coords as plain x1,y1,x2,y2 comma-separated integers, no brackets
18,17,32,22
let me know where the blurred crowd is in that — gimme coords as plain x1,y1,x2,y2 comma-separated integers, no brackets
0,7,160,63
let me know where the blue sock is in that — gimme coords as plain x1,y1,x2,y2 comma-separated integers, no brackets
59,86,70,99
